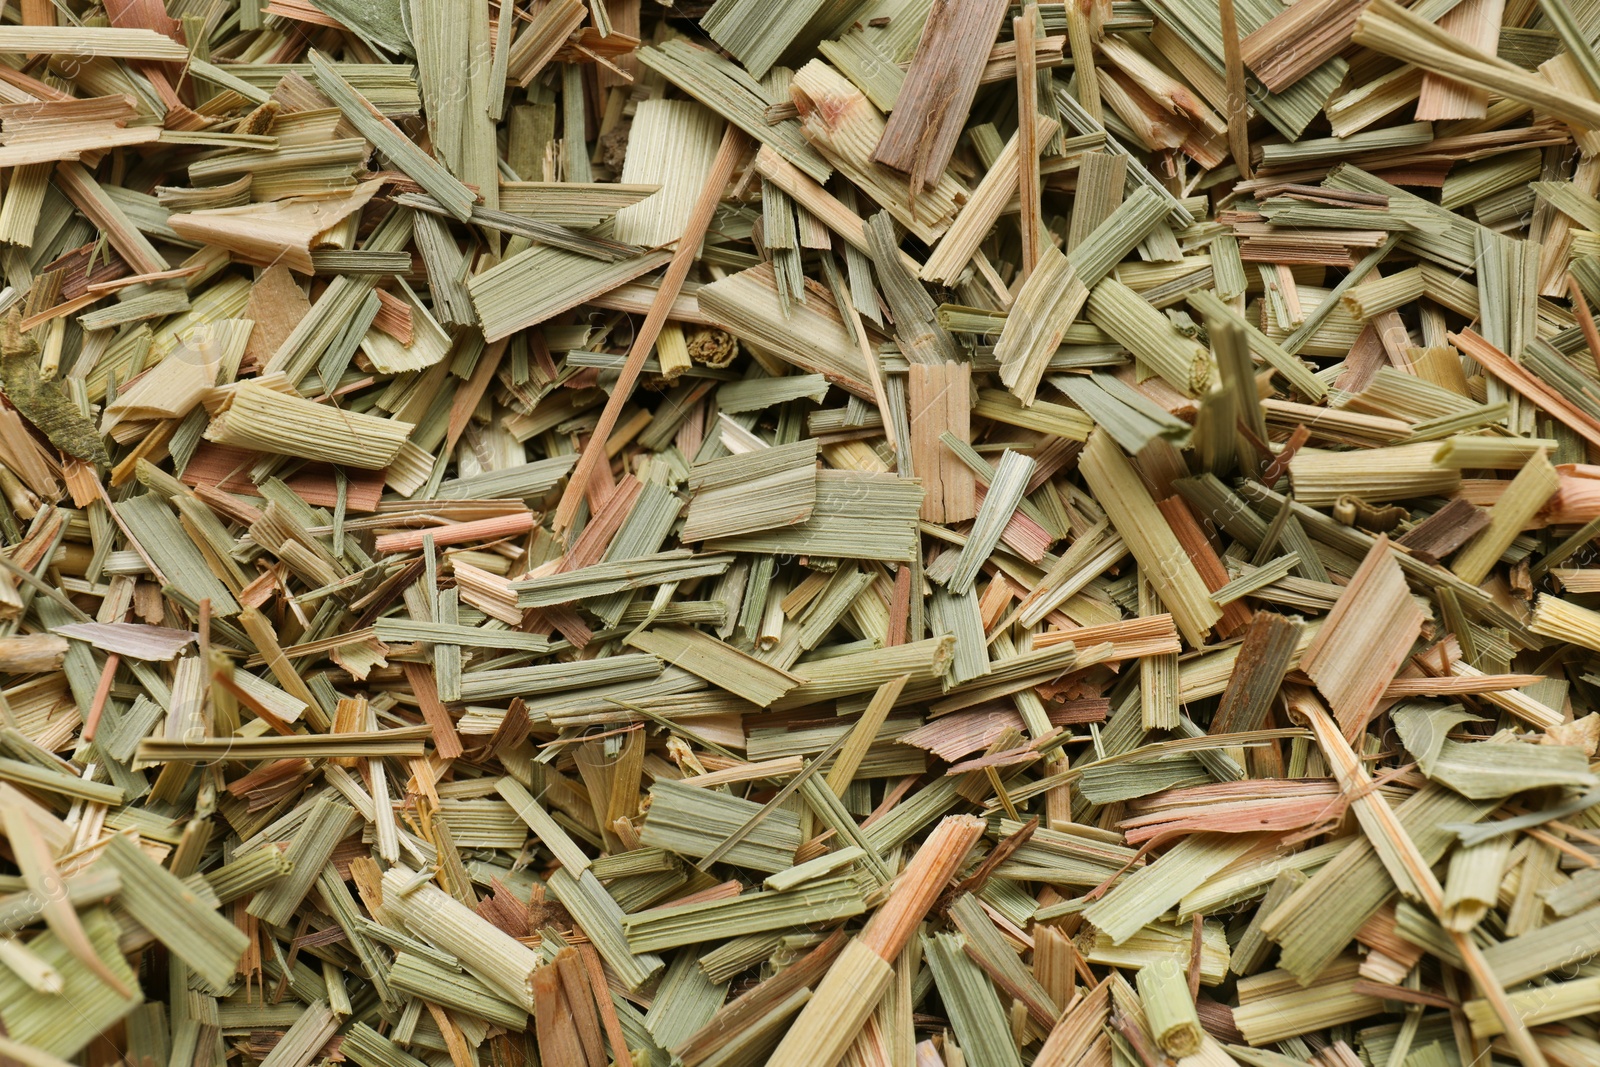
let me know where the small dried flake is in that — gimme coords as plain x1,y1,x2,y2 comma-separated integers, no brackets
50,621,195,660
0,314,109,465
7,5,1600,1067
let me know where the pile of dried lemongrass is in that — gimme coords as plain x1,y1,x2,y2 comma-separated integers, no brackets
4,0,1600,1065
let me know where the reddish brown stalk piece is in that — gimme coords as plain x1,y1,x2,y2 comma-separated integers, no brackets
1395,497,1489,564
401,661,463,760
1260,424,1312,485
873,0,1012,197
1239,0,1365,93
939,816,1038,910
1569,274,1600,376
81,651,119,743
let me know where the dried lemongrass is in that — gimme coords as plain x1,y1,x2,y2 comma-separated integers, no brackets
994,245,1088,406
922,116,1061,285
0,907,138,1058
613,100,725,247
1440,837,1512,932
1231,958,1384,1046
621,874,866,953
468,242,671,343
872,0,1011,196
100,834,249,990
972,389,1094,440
627,627,800,706
204,382,413,470
247,797,357,927
1298,538,1423,739
1353,0,1600,130
547,867,666,990
1529,593,1600,651
922,930,1024,1067
1053,373,1189,455
0,27,192,59
789,60,964,244
908,361,977,522
767,816,985,1067
1450,449,1558,584
6,5,1600,1067
138,728,431,763
1288,442,1460,506
698,265,873,396
1087,278,1216,396
1462,976,1600,1038
947,450,1034,595
703,471,924,562
681,439,819,542
1083,833,1267,944
1431,435,1557,469
1136,957,1204,1058
636,40,830,182
512,551,735,609
309,52,475,221
382,867,544,1008
1079,431,1221,647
